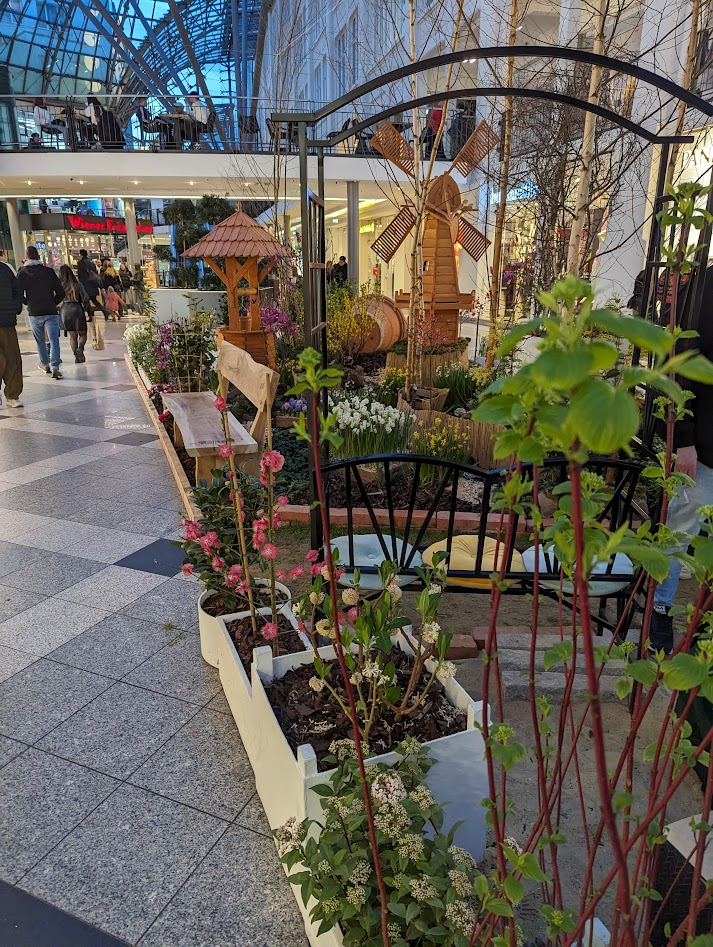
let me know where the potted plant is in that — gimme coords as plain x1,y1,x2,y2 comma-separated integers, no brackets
329,392,411,484
276,394,308,428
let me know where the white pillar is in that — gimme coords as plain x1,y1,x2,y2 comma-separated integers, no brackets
6,199,25,270
347,180,359,284
123,198,141,269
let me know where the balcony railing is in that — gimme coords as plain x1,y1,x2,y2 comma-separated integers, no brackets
0,93,477,161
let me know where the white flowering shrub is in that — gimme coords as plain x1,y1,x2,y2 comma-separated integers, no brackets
124,319,161,381
329,392,412,459
275,740,484,946
296,553,455,741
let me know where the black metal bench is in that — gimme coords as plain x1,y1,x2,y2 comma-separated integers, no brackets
313,453,654,636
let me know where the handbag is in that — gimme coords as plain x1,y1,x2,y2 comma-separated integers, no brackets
91,320,105,351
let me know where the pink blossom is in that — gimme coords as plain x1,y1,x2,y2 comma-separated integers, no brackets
157,410,171,423
310,563,322,578
261,543,277,559
218,443,234,458
277,495,289,508
276,570,288,582
306,549,320,563
181,563,194,576
198,531,221,552
211,556,225,571
253,515,270,531
213,396,227,411
262,622,278,641
181,520,203,541
227,564,244,580
335,568,346,581
347,607,358,622
261,450,285,473
289,565,305,580
272,513,282,529
252,531,266,549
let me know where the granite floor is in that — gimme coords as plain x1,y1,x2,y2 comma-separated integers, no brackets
0,318,306,946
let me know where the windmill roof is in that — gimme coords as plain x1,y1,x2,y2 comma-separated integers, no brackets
182,211,288,259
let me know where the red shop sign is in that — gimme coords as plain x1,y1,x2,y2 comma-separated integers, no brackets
64,214,153,235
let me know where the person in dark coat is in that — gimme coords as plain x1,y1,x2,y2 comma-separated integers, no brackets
648,263,713,653
17,245,65,379
0,247,23,407
333,255,348,285
87,97,125,150
59,265,88,363
77,248,103,320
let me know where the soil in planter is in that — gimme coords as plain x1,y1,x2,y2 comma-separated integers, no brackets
292,473,482,513
201,587,289,618
225,612,307,674
266,648,467,770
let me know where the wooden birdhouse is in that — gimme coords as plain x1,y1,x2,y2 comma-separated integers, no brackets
182,210,288,368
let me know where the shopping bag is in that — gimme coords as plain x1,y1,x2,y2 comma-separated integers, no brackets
91,321,105,351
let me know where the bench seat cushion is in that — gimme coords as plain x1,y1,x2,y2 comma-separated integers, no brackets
422,535,525,589
520,546,634,596
328,534,422,590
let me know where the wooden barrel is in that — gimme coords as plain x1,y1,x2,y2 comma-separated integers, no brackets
361,295,407,353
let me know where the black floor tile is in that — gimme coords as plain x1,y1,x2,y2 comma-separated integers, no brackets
0,881,130,946
107,432,159,446
114,538,184,576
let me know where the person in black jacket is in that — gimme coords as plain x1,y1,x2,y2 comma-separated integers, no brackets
648,264,713,653
16,246,65,379
0,249,23,407
77,248,103,319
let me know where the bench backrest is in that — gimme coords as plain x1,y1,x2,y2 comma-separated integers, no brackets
216,341,279,448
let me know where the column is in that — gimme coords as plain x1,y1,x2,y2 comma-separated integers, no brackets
6,199,25,270
123,198,141,270
346,180,359,284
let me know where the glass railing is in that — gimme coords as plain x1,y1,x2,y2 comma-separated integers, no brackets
0,93,479,161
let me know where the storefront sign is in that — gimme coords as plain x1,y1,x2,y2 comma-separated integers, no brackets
64,214,153,235
359,221,375,234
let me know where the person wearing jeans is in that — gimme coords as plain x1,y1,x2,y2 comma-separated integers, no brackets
16,245,65,379
649,266,713,653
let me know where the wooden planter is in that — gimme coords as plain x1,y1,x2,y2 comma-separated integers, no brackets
386,344,469,387
397,394,501,470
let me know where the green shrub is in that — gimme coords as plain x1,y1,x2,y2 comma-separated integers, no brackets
375,367,406,406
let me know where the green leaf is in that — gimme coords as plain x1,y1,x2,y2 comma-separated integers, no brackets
543,640,573,671
678,354,713,384
519,852,548,882
309,783,334,797
569,379,640,454
488,898,514,918
628,659,658,686
587,310,673,358
663,654,709,690
531,347,596,390
617,677,633,700
503,875,524,904
497,317,543,356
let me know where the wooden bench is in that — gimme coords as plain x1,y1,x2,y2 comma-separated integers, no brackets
163,391,257,484
164,341,278,484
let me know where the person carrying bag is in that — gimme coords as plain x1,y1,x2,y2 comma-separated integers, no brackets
59,265,89,363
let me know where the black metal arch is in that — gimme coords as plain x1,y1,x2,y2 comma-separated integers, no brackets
310,87,692,148
275,44,713,133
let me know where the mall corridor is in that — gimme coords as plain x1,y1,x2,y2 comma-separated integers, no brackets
0,321,304,946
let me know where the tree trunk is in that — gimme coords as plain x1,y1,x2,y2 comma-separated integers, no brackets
565,0,607,275
484,0,518,369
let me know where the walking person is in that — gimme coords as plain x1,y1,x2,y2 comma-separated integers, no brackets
16,246,65,379
59,265,88,363
647,264,713,654
101,260,124,318
0,246,24,408
77,248,103,320
130,263,145,315
117,258,133,311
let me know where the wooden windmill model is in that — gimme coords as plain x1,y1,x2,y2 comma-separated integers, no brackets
183,210,288,368
370,119,498,343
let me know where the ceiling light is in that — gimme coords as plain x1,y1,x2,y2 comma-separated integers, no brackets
26,179,31,185
188,180,194,186
133,180,139,185
79,180,84,185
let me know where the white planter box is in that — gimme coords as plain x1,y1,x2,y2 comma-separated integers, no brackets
197,580,292,668
244,638,488,946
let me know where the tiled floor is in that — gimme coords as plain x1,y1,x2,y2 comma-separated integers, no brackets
0,320,306,946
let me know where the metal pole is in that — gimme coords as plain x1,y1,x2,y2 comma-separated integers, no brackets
231,0,242,125
6,199,25,270
299,122,311,345
241,0,249,110
346,180,359,285
123,198,141,270
317,145,327,374
124,0,189,95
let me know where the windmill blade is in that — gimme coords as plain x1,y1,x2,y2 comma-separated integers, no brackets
371,206,417,262
370,121,415,177
449,120,499,177
457,217,490,262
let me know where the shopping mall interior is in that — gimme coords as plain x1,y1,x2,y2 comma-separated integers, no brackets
2,2,713,946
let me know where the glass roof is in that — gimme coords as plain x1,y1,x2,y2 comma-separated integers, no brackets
0,0,262,102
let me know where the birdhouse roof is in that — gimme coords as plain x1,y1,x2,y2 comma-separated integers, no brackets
182,211,288,260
